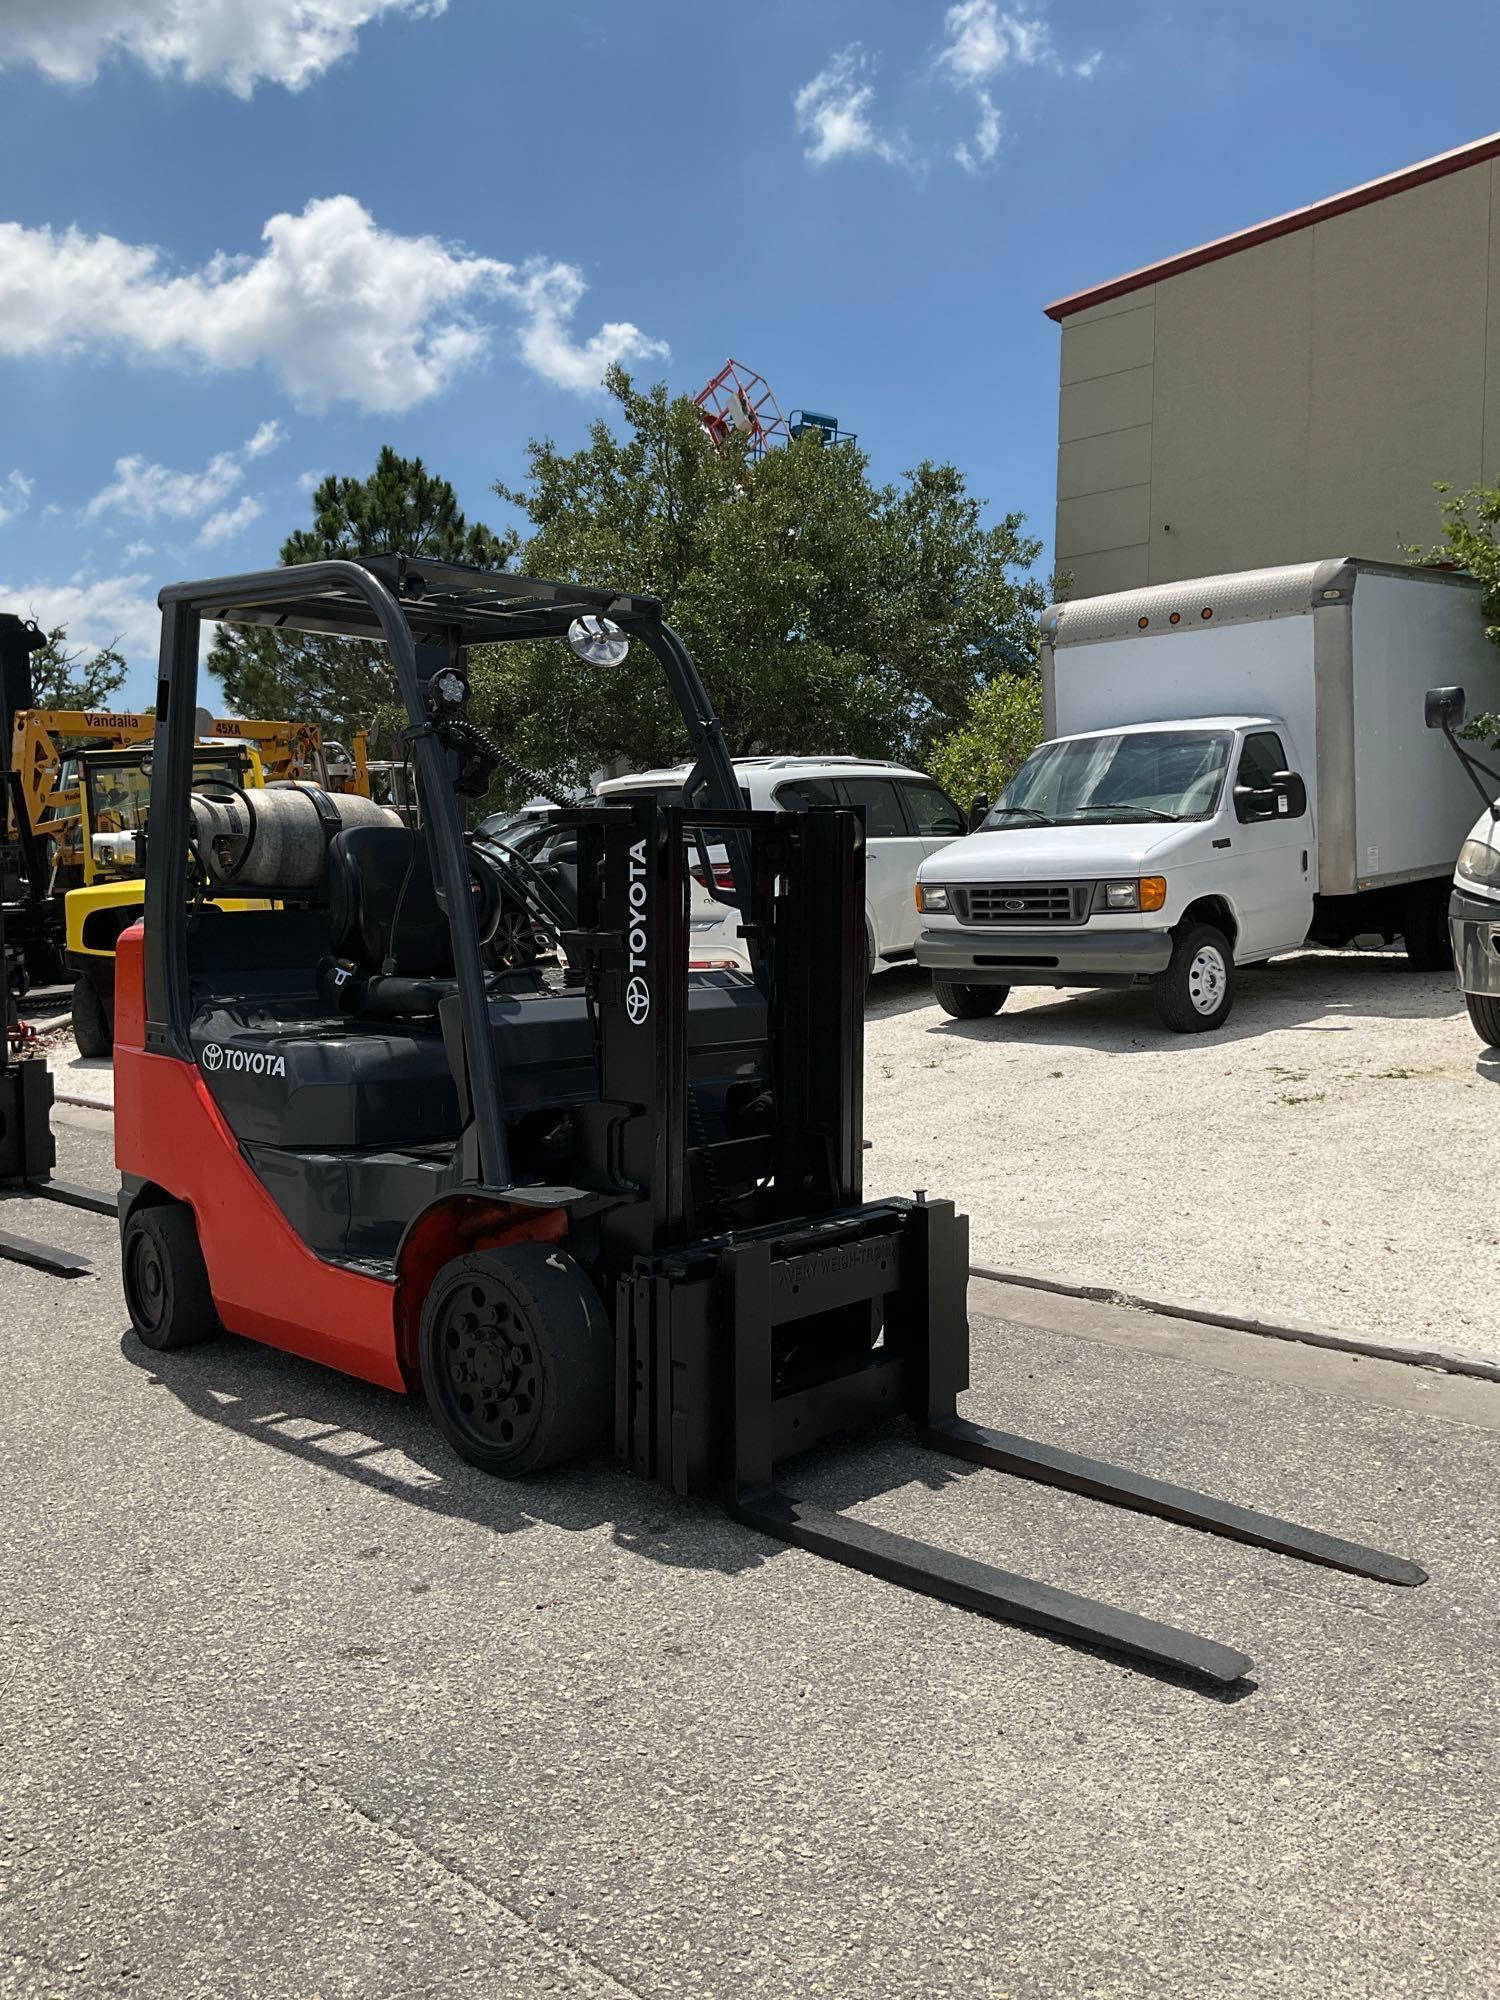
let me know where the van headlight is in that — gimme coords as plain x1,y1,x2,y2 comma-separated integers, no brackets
1458,837,1500,888
1092,876,1167,913
916,883,950,913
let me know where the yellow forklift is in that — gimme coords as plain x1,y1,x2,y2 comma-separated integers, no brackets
65,737,269,1054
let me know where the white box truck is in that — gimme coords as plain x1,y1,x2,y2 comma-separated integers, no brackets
914,558,1500,1032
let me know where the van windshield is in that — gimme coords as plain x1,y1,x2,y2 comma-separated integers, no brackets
984,730,1232,827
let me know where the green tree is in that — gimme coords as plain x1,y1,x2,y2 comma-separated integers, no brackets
208,446,516,734
926,672,1044,811
27,625,129,709
1407,480,1500,738
475,368,1047,788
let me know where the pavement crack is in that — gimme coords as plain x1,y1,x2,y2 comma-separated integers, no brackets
293,1772,648,1999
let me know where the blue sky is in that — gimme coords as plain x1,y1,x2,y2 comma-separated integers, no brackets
2,0,1498,703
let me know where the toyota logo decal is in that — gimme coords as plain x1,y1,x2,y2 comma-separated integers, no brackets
626,976,651,1025
201,1042,225,1071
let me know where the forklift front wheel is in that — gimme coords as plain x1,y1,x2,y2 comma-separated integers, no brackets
419,1245,614,1478
122,1203,221,1352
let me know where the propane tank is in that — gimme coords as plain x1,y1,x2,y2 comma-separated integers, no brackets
191,783,400,891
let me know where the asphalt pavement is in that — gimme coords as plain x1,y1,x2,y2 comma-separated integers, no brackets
2,1106,1497,1999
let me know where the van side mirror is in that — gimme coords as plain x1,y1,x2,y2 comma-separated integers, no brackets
968,793,990,832
1271,770,1307,819
1234,771,1307,822
1426,685,1465,731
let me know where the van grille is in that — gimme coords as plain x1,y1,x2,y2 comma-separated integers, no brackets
954,882,1090,925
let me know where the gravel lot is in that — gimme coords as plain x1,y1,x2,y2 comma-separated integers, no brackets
864,949,1500,1361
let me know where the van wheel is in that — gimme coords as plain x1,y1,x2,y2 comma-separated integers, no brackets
934,979,1009,1020
71,973,113,1057
1465,993,1500,1048
1152,923,1234,1033
123,1203,220,1351
420,1244,614,1478
1403,882,1453,972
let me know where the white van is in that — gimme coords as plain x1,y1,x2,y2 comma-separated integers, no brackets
915,559,1500,1032
598,756,966,981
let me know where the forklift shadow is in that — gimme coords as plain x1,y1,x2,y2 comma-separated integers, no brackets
118,1325,974,1581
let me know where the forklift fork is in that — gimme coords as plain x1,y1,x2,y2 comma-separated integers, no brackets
608,804,1424,1687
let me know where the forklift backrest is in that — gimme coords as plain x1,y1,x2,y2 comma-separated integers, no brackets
327,825,450,979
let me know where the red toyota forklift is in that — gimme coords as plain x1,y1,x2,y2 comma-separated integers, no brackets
116,557,1423,1686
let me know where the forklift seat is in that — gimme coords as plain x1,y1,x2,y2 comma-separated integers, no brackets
327,825,452,978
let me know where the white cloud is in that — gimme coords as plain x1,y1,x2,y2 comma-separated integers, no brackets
245,418,284,458
938,2,1053,83
296,469,326,493
196,495,265,547
0,469,33,525
0,568,160,666
0,0,447,97
936,2,1098,174
793,47,910,170
123,540,153,559
87,448,244,523
955,90,1002,174
0,195,666,413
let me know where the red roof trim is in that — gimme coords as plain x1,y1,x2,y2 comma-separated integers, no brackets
1044,130,1500,323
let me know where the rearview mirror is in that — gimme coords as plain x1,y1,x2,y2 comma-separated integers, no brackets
968,792,990,831
1426,685,1466,731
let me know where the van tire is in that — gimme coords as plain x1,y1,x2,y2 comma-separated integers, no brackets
71,973,113,1058
1465,993,1500,1049
1152,923,1234,1033
934,980,1009,1020
1403,882,1453,973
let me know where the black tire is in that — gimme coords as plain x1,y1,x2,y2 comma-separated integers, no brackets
1152,922,1235,1033
122,1202,220,1352
71,973,113,1058
1466,992,1500,1049
1402,882,1454,973
419,1244,614,1478
934,979,1009,1020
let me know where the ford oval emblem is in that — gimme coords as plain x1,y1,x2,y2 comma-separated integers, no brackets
1004,898,1026,912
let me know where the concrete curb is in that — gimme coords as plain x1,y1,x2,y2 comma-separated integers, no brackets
970,1261,1500,1386
53,1091,114,1112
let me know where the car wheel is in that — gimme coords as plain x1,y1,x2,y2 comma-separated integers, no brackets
1465,993,1500,1048
1152,922,1235,1033
934,980,1009,1020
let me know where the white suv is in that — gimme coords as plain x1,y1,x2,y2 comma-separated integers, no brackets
596,756,966,981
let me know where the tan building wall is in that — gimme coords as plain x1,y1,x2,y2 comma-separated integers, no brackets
1054,153,1500,599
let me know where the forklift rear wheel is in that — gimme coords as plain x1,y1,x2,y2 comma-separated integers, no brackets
419,1244,613,1478
71,973,113,1058
123,1203,220,1351
934,979,1009,1020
